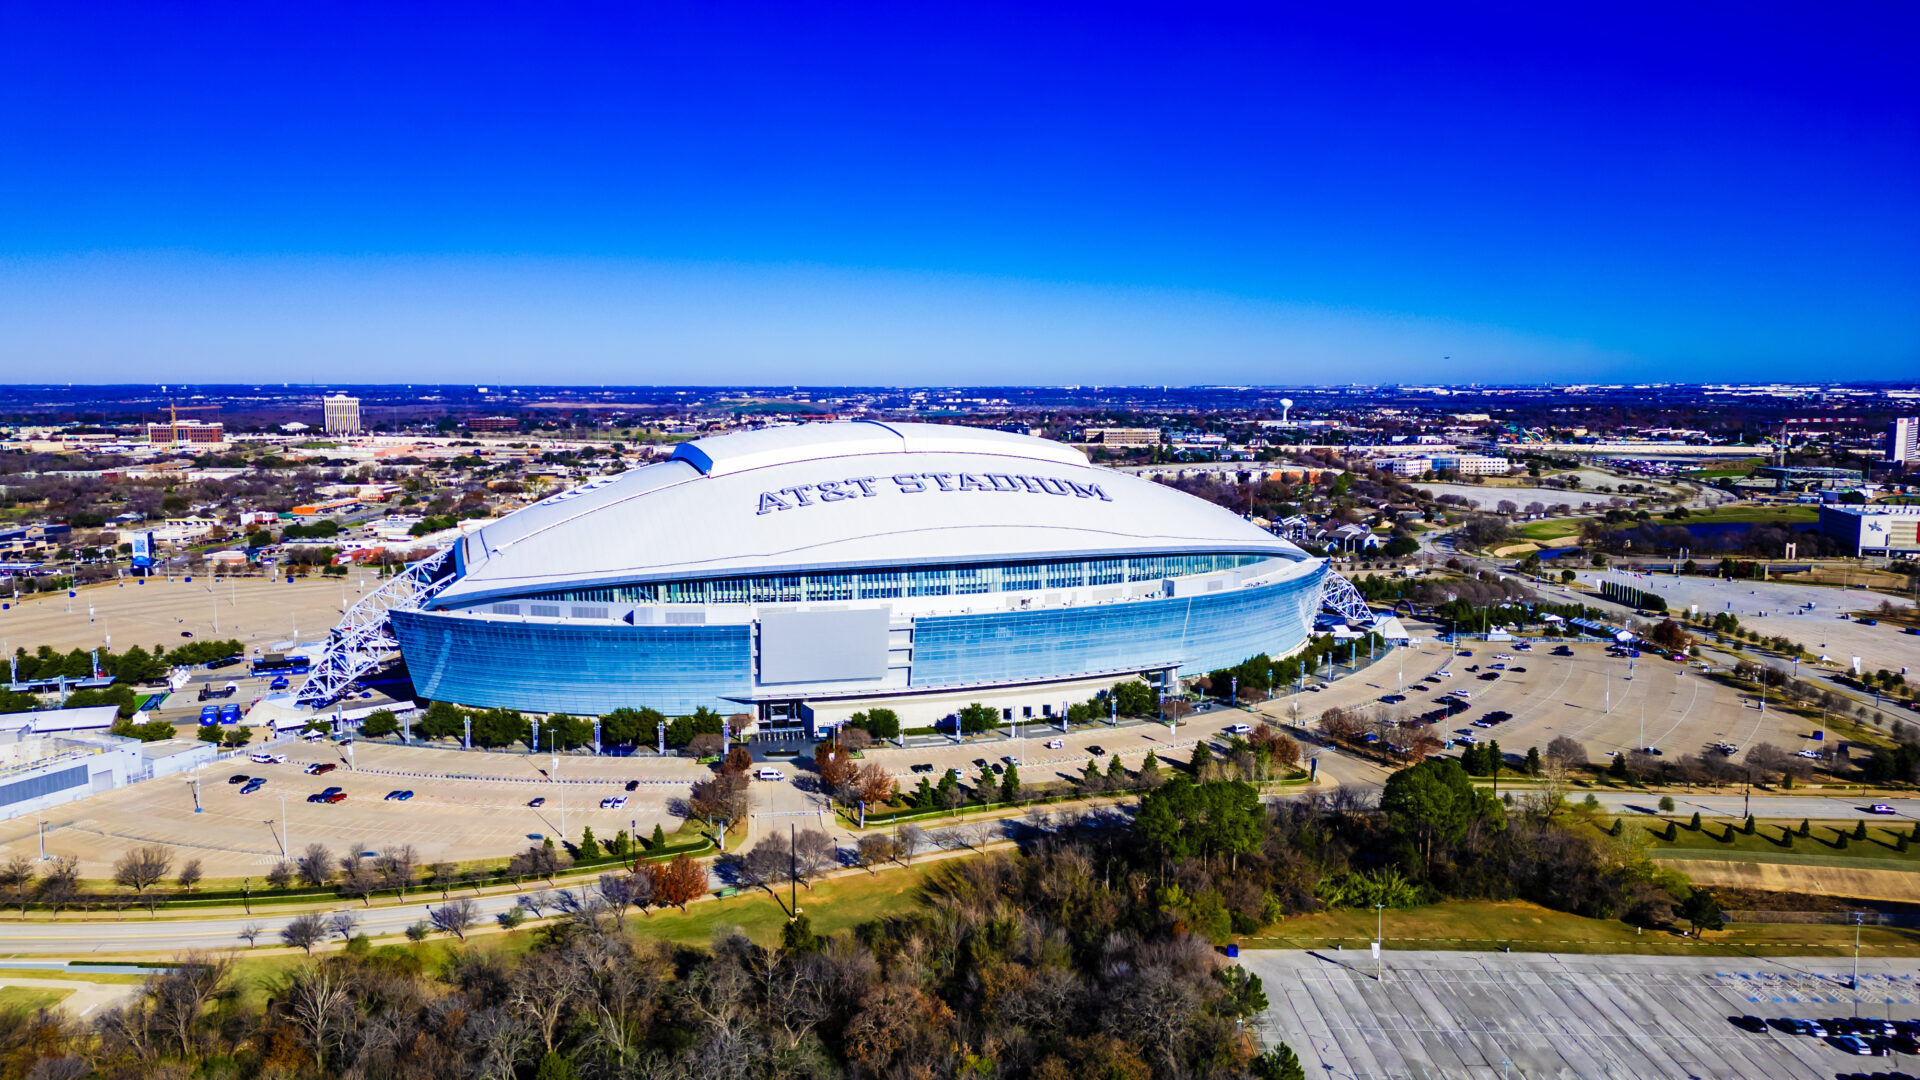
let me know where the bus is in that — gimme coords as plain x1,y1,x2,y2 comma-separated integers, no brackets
251,653,312,676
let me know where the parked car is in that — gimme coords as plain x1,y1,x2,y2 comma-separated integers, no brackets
909,763,934,774
322,791,347,804
384,790,414,801
304,762,337,775
1729,1015,1767,1033
248,752,286,764
754,768,782,782
1828,1034,1877,1056
1225,723,1252,735
1044,738,1064,749
268,676,290,690
624,780,640,791
239,778,266,794
1086,746,1105,756
528,797,546,807
227,774,251,785
599,796,629,809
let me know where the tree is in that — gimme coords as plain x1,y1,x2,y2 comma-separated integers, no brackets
688,770,750,826
296,843,334,887
1658,795,1675,812
113,845,173,912
1252,1043,1307,1080
650,854,706,911
265,860,294,890
781,911,820,954
855,834,898,873
0,855,36,918
175,858,203,894
405,921,431,943
1607,754,1628,779
722,745,753,775
1855,820,1868,841
1680,889,1724,933
1688,811,1701,831
1379,759,1506,870
1189,740,1211,775
792,829,837,888
430,898,478,940
577,826,601,860
1523,747,1541,776
1139,751,1163,787
35,857,77,916
533,1051,581,1080
1135,776,1265,867
359,710,399,738
999,762,1022,802
237,923,262,947
898,825,927,864
854,707,901,741
281,912,327,955
648,823,667,851
326,910,359,942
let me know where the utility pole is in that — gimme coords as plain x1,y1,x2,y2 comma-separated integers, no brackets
1853,911,1864,992
1375,902,1385,981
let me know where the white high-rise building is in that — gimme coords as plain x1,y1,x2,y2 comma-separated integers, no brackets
323,394,362,436
1888,417,1919,465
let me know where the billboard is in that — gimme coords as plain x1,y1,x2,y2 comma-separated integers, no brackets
130,531,155,569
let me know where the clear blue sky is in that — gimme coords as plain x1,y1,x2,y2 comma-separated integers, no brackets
2,2,1915,384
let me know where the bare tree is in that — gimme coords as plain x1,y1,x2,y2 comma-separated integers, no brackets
739,837,790,894
145,950,232,1060
521,889,559,917
113,845,173,912
375,844,418,897
855,834,898,873
427,860,458,898
508,843,565,884
281,912,327,955
175,858,203,894
35,857,78,915
0,854,37,918
265,860,294,890
237,923,262,947
296,843,334,887
1545,735,1588,767
898,824,927,864
430,897,478,940
792,829,837,888
326,910,359,942
597,872,642,917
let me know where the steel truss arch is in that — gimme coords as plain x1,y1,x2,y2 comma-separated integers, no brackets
295,546,455,707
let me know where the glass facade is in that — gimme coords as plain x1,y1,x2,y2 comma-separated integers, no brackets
391,611,753,717
911,564,1324,688
395,562,1326,717
489,552,1276,607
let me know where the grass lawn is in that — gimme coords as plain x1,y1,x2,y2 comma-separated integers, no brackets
1627,817,1919,867
1517,518,1592,541
1250,899,1920,956
625,857,943,948
1662,505,1818,525
0,987,74,1011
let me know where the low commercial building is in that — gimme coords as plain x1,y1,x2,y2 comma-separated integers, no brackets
1820,504,1920,557
0,726,144,822
1083,427,1160,448
147,420,226,446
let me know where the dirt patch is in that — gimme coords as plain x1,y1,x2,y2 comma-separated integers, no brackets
1490,543,1538,558
1662,858,1920,902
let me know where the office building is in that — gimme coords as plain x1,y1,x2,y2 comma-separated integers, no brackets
323,394,362,436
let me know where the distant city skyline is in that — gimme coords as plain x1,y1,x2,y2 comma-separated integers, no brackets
1,5,1914,384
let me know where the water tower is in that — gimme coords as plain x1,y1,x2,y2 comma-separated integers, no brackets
1280,398,1294,425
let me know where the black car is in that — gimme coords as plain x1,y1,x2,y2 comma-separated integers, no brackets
227,774,251,785
1087,746,1105,756
1509,666,1527,673
910,763,934,774
1729,1015,1768,1033
624,780,640,791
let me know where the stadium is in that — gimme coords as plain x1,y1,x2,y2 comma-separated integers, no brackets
335,422,1328,733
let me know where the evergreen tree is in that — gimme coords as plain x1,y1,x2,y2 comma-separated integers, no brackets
1487,740,1502,775
1898,833,1909,854
1106,754,1124,781
577,826,600,860
1139,751,1162,785
1608,754,1628,779
1189,740,1211,774
649,823,667,850
780,911,820,954
532,1052,580,1080
975,763,997,802
1000,763,1021,802
1524,746,1541,776
1609,818,1624,836
1689,811,1702,831
1836,832,1850,850
1664,821,1678,841
1797,818,1811,837
607,830,630,859
1742,815,1755,835
1855,820,1868,840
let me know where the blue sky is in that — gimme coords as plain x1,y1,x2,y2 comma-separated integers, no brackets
2,2,1915,384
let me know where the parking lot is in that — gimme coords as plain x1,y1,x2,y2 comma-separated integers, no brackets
0,737,711,878
0,572,373,656
1244,949,1920,1080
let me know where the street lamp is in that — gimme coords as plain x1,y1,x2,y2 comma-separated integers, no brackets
1374,902,1385,981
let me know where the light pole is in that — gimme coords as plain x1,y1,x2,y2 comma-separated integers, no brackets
1374,902,1385,981
1853,911,1863,992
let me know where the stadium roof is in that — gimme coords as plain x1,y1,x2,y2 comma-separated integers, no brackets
431,421,1307,608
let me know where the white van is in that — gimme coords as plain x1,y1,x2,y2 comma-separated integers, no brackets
1044,738,1064,750
1225,723,1252,735
248,752,286,764
1451,690,1472,700
755,767,783,782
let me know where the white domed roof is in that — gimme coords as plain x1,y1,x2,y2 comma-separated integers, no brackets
430,421,1305,608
